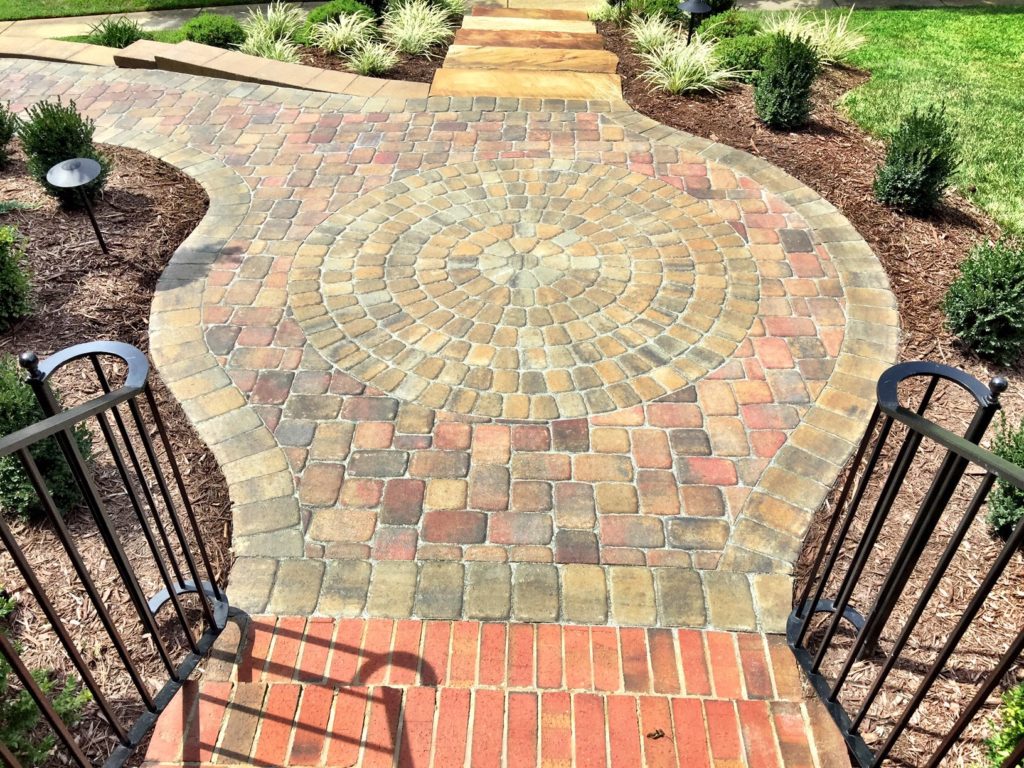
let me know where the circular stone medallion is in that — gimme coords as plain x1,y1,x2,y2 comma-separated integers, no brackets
290,160,760,420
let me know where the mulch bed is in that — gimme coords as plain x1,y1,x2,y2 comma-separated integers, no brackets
0,144,230,767
298,41,448,84
602,21,1024,768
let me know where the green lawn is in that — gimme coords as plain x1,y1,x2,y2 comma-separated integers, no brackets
0,0,251,21
836,7,1024,234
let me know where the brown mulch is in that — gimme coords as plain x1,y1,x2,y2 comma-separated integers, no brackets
602,22,1024,768
298,41,448,84
0,144,230,767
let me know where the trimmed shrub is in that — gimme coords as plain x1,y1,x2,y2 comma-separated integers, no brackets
873,105,958,215
0,596,92,768
987,415,1024,537
346,41,399,74
16,99,109,206
307,0,375,24
986,681,1024,767
182,13,246,48
753,33,818,130
0,102,17,167
760,8,864,66
0,356,92,520
943,239,1024,365
381,0,453,55
86,16,152,48
309,16,377,53
639,36,742,95
700,9,760,39
714,34,770,81
0,226,31,331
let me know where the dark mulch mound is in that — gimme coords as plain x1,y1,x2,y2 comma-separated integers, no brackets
602,21,1023,767
299,42,447,84
0,144,230,767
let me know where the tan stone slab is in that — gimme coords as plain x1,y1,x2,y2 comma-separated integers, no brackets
345,75,388,97
472,6,591,19
444,44,618,73
454,27,604,49
431,67,621,99
375,78,431,99
461,14,595,33
0,36,112,65
113,38,177,68
66,43,117,66
153,40,230,76
305,67,358,93
248,57,322,88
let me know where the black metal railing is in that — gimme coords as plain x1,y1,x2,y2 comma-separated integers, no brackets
790,360,1024,767
0,341,229,768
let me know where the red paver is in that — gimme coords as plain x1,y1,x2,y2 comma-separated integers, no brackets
145,618,847,768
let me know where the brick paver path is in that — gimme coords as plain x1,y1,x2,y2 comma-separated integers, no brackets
1,59,898,629
143,616,848,767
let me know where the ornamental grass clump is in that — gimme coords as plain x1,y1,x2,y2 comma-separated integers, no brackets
760,8,864,66
874,105,958,215
0,226,31,332
639,36,741,95
986,415,1024,538
182,13,246,48
0,355,92,520
309,15,378,53
943,239,1024,365
16,99,109,206
240,26,302,61
86,16,151,48
0,102,16,167
627,14,678,55
382,0,454,55
753,33,818,129
307,0,375,24
590,0,681,24
346,41,400,74
243,0,307,42
436,0,469,21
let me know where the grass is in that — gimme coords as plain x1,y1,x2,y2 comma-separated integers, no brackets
0,0,252,21
830,7,1024,234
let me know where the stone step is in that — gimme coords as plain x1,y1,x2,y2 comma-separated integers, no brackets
471,5,591,19
454,27,605,49
444,44,618,73
460,14,596,34
430,67,622,100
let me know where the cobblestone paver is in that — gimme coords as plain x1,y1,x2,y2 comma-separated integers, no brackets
1,59,899,629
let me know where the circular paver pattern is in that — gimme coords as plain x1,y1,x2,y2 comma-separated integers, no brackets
291,159,761,420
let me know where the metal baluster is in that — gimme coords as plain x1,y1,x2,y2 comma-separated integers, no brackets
0,737,24,768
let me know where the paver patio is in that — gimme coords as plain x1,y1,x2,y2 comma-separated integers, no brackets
0,58,898,634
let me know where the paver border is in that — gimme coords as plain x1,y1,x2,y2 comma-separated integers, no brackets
99,87,899,632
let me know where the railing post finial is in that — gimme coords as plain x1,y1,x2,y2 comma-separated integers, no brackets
19,351,42,381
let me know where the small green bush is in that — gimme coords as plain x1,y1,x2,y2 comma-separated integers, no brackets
714,34,770,81
873,105,958,215
591,0,680,24
701,8,757,38
986,680,1024,767
987,415,1024,537
86,16,151,48
16,99,109,207
182,13,246,48
753,33,818,130
0,102,17,167
307,0,375,24
0,356,92,520
0,596,92,768
0,226,31,331
944,239,1024,366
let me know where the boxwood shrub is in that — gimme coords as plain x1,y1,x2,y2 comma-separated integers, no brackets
0,226,31,331
753,33,818,130
182,13,246,48
873,105,958,215
0,102,16,167
307,0,375,24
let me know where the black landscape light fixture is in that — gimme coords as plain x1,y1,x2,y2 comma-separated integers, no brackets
46,158,108,254
679,0,713,44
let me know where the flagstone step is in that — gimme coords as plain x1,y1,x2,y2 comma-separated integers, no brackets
453,27,605,49
444,44,619,73
461,14,596,33
471,5,591,18
430,67,622,99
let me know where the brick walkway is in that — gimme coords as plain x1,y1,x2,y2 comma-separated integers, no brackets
143,616,848,767
0,58,898,628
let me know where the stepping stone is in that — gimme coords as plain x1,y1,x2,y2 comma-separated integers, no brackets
430,68,621,100
454,28,605,49
445,44,618,73
460,15,596,34
471,6,591,19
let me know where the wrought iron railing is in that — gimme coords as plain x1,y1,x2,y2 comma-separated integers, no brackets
0,341,228,768
790,361,1024,767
